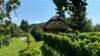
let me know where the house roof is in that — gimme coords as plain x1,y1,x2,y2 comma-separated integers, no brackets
43,15,67,29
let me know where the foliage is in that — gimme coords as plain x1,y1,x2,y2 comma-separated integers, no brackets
8,23,24,37
30,27,43,41
41,44,60,56
20,20,29,32
0,38,27,56
0,0,20,19
42,32,100,56
0,21,24,48
81,19,93,32
0,35,11,47
0,0,21,47
1,21,23,37
19,34,43,56
65,17,93,32
53,0,91,32
0,0,21,35
0,34,44,56
93,24,100,32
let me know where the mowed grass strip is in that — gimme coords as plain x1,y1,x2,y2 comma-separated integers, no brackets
0,38,27,56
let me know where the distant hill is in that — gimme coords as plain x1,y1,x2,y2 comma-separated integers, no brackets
29,22,45,29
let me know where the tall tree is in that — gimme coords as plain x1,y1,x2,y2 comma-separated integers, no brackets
20,20,29,32
53,0,68,18
0,0,21,34
69,0,87,31
53,0,88,31
94,24,100,32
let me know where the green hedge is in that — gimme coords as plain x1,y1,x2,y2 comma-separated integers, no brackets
19,34,41,56
42,33,100,56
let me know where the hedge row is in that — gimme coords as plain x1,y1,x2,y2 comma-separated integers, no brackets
59,32,100,42
42,33,100,56
20,34,41,56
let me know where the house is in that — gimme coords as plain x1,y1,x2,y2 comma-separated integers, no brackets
43,15,67,33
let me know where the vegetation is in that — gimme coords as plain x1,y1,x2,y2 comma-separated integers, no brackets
0,0,20,19
0,38,27,56
20,20,29,32
94,24,100,32
53,0,93,32
42,32,100,56
30,27,43,41
0,0,100,56
0,35,10,47
0,0,21,48
41,44,61,56
19,34,43,56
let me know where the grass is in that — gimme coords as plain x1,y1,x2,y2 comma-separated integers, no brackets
0,34,56,56
22,34,44,56
0,38,27,56
28,34,44,50
29,41,44,56
0,34,44,56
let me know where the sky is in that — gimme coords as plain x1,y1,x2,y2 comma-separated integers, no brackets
11,0,100,25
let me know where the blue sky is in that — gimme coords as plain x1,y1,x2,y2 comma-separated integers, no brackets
11,0,100,25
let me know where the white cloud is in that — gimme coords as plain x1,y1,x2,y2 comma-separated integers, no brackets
34,21,41,23
32,20,47,24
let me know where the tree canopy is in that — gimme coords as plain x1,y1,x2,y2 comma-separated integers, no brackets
53,0,88,32
20,20,29,32
0,0,20,20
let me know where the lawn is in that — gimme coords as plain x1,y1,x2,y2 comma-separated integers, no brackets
0,38,27,56
0,36,44,56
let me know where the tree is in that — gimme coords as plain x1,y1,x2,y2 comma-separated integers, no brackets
0,0,20,20
53,0,88,32
0,0,21,34
69,0,87,31
65,17,93,32
53,0,68,18
30,27,43,41
0,0,20,47
20,20,29,32
81,18,93,32
93,24,100,32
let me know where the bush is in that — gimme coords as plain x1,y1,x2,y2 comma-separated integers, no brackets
90,35,100,42
19,34,41,56
42,32,100,56
0,35,11,47
30,27,43,41
79,34,89,40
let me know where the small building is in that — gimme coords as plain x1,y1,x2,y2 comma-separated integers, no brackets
43,15,67,33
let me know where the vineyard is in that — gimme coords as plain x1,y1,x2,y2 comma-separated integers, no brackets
42,32,100,56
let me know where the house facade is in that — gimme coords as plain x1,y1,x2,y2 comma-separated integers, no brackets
43,15,67,33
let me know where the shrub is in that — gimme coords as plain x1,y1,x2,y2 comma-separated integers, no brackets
79,34,89,40
0,35,11,47
19,34,41,56
30,27,43,41
42,32,100,56
90,35,100,42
